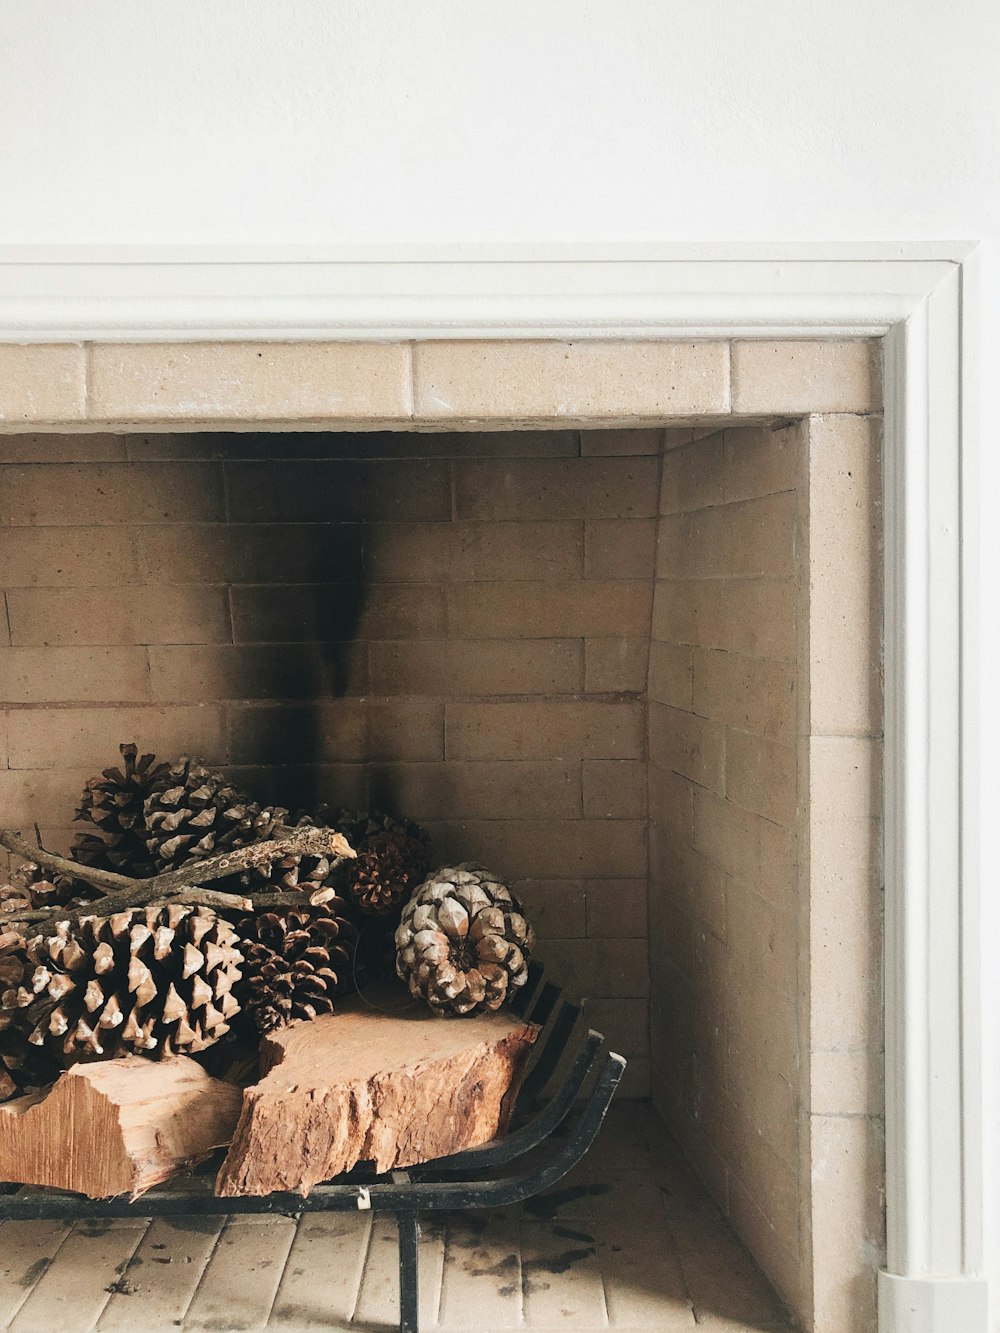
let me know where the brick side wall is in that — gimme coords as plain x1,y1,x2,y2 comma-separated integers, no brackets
647,423,806,1305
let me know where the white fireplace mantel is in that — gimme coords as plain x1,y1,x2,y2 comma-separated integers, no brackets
0,243,989,1333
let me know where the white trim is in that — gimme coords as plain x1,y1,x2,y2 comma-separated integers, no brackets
879,1271,990,1333
0,246,984,1333
0,248,959,342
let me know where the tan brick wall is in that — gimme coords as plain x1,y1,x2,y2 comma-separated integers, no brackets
0,428,658,1096
648,415,884,1331
648,421,807,1311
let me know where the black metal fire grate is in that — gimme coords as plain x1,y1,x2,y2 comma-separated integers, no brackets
0,963,626,1333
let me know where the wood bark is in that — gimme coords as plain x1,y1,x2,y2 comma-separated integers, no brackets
0,826,356,929
216,984,538,1197
0,1055,243,1199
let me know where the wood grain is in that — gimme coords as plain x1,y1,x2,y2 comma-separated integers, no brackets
217,984,537,1197
0,1055,242,1199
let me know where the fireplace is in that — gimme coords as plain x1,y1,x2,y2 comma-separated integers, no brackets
0,333,888,1331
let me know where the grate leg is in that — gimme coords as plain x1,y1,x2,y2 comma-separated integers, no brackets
396,1210,420,1333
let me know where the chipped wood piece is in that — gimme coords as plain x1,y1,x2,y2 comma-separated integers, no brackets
216,982,538,1197
0,1056,243,1199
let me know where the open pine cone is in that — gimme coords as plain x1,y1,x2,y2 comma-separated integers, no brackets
348,831,432,919
144,757,284,872
1,860,95,916
235,897,361,1034
319,810,431,920
72,742,170,877
395,864,534,1016
238,813,349,899
1,905,244,1063
0,930,60,1100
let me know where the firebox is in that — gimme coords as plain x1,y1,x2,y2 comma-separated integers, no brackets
0,334,886,1332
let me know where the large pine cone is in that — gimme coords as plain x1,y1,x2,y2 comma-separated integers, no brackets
0,931,60,1100
144,757,283,872
72,742,170,878
1,905,244,1063
395,865,534,1016
236,897,361,1034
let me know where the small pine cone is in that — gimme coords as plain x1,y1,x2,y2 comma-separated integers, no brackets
236,897,360,1034
395,864,535,1016
0,930,61,1098
144,756,284,872
72,742,171,878
347,832,432,919
1,905,244,1064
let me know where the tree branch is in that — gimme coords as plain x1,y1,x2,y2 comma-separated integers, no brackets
1,826,357,931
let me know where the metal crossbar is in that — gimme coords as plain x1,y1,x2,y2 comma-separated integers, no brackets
0,968,625,1333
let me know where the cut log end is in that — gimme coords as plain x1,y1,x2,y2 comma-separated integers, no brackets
216,983,538,1197
0,1055,243,1199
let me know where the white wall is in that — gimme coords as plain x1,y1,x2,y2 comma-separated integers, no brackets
2,0,998,1311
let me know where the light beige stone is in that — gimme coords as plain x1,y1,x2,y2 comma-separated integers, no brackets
808,414,882,736
809,736,880,822
0,344,86,424
809,814,881,1051
88,342,412,422
809,1047,884,1117
732,340,880,414
809,1115,885,1333
413,339,730,420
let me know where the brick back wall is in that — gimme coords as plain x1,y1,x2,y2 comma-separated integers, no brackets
0,427,663,1096
647,423,805,1301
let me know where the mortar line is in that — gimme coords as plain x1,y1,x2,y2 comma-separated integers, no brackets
0,1217,76,1328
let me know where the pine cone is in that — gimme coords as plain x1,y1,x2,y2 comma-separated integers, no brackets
1,905,244,1063
325,809,430,855
0,930,60,1099
0,860,95,916
348,831,432,919
236,897,361,1034
239,814,345,898
144,757,284,872
395,864,534,1016
72,742,171,878
318,810,431,920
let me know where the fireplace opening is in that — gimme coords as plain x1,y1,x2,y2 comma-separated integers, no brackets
0,412,882,1332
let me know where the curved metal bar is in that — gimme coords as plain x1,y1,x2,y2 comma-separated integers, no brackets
0,1052,626,1221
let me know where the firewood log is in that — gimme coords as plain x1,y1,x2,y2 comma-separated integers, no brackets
0,1055,242,1198
216,983,537,1197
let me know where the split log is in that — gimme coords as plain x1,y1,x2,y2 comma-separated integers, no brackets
216,984,538,1197
0,1055,243,1199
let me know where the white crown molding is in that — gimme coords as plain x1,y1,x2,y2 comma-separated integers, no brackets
0,244,987,1332
0,245,964,342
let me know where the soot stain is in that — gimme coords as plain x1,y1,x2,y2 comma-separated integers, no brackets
466,1252,519,1280
522,1183,609,1219
524,1246,596,1277
20,1257,51,1287
551,1224,595,1243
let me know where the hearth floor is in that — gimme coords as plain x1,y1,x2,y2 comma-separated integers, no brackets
0,1101,794,1332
